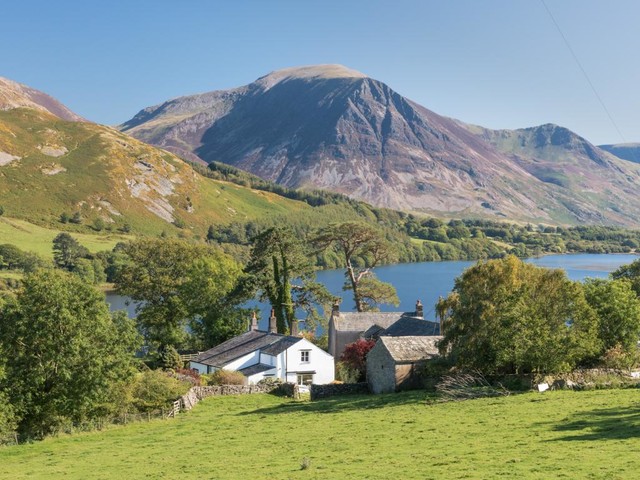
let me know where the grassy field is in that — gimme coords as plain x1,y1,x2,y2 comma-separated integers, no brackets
0,217,132,258
1,389,639,479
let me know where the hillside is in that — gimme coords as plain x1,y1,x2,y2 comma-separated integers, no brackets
1,389,638,479
121,64,640,226
599,142,640,164
0,76,85,122
0,107,308,237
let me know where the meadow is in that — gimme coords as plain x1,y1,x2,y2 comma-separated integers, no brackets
1,389,638,479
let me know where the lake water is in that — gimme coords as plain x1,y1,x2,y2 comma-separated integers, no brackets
105,253,639,324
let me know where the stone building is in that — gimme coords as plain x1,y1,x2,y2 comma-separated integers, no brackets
366,335,442,394
328,300,440,359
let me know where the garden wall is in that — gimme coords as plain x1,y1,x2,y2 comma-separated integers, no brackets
181,383,299,411
310,382,369,400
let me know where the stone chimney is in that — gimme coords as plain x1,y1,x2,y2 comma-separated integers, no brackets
269,308,277,333
290,319,298,337
331,299,341,316
250,311,258,331
415,300,424,318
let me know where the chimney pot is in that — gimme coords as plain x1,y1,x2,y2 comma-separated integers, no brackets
416,300,424,318
269,308,277,333
290,320,298,337
332,299,341,316
250,311,258,331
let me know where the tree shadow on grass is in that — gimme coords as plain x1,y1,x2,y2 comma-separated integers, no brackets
238,390,433,417
546,405,640,441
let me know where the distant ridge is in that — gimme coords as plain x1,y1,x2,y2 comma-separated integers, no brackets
0,77,85,122
121,64,640,226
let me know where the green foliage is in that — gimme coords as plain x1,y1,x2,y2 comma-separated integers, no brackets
0,244,49,273
132,370,190,412
437,256,601,374
335,362,361,383
245,226,331,333
583,278,640,354
159,345,183,371
204,369,246,386
70,212,83,224
52,232,90,271
115,238,244,349
93,217,106,232
0,270,141,439
611,258,640,297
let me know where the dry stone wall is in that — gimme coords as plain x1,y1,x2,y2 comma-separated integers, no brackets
180,383,299,411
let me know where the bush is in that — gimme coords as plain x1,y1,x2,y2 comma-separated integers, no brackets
335,361,360,383
132,370,190,412
159,345,183,371
204,369,246,386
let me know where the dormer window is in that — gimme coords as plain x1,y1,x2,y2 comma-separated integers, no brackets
300,350,310,363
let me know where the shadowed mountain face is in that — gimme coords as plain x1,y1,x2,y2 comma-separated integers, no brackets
121,65,640,225
0,77,85,122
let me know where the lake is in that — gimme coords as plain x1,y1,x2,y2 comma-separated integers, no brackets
106,253,639,324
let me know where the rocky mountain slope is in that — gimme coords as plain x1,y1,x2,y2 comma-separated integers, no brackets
0,82,307,236
121,64,640,226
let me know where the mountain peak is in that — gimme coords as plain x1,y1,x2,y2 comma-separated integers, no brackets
0,76,85,122
255,64,367,89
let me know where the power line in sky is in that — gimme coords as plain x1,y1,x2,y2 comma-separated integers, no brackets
540,0,626,143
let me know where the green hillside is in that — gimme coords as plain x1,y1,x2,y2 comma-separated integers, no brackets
0,389,638,479
0,108,308,238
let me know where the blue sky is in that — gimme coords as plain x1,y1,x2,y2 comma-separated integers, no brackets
1,0,638,145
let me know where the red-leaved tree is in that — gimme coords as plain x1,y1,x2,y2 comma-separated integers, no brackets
340,339,376,380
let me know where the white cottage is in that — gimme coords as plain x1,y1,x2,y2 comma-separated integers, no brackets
190,312,334,386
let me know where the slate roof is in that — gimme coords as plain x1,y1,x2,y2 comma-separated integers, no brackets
332,312,412,331
379,336,443,362
238,363,276,377
192,330,301,367
261,336,302,356
382,317,440,336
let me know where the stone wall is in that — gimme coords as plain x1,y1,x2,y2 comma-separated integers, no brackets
310,382,369,400
180,383,299,411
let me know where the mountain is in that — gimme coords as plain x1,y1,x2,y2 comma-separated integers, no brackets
121,64,640,226
598,143,640,164
0,81,308,236
0,77,85,122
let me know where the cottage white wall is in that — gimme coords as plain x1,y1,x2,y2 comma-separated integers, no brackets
223,351,260,371
285,338,334,385
260,353,276,366
246,367,277,384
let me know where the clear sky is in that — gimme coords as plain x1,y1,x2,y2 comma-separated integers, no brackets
1,0,638,145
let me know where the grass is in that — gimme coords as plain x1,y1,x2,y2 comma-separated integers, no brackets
0,217,131,258
1,389,639,479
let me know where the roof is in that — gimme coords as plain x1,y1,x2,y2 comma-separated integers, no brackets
238,363,276,377
332,312,413,332
192,330,301,367
261,336,302,356
382,317,440,336
378,336,443,362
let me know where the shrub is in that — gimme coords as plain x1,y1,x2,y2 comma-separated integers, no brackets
340,339,376,381
132,370,190,412
335,361,360,383
170,368,201,386
205,369,246,386
159,345,183,371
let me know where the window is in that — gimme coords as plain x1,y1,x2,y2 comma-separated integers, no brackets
297,373,313,386
300,350,310,363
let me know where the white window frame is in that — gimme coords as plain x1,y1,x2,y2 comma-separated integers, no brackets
297,373,313,386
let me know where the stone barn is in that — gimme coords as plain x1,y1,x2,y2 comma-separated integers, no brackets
366,336,442,394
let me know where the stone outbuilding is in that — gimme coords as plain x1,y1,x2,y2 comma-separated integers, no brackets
366,336,442,394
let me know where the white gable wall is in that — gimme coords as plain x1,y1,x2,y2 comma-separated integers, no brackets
285,338,335,385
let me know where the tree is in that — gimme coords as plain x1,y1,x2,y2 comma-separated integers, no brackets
115,238,244,348
313,222,398,312
611,259,640,297
0,270,140,439
246,226,331,333
340,339,376,381
52,233,90,271
436,256,600,374
70,211,82,224
583,278,640,354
